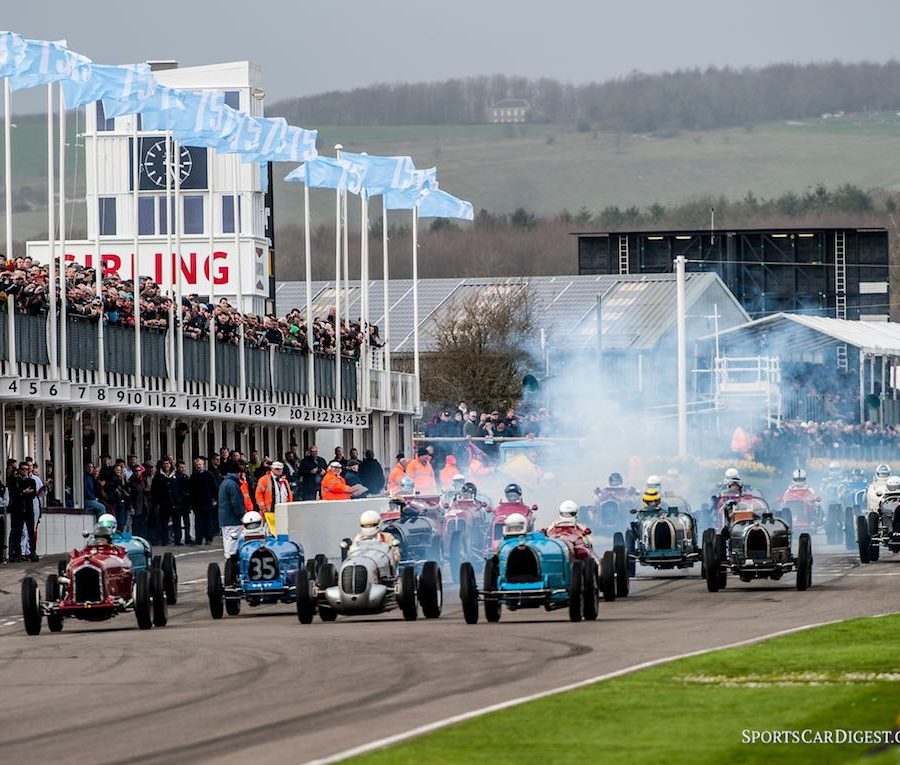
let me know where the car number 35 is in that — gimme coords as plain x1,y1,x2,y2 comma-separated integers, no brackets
248,557,277,581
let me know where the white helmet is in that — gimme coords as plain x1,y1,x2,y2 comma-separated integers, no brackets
503,512,528,537
792,468,807,483
725,467,740,481
558,499,579,521
646,475,662,490
241,510,265,538
452,473,466,489
876,464,891,479
886,476,900,493
359,509,381,538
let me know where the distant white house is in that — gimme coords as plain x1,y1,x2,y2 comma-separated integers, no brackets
488,99,530,124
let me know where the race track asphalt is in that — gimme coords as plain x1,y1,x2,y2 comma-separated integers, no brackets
0,536,895,765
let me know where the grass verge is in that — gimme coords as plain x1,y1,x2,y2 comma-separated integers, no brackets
349,614,900,765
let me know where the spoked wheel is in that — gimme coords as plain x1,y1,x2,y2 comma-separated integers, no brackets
582,561,599,621
614,543,629,598
483,556,501,623
398,566,418,621
715,534,728,590
704,536,721,593
857,516,871,564
45,574,64,632
162,552,178,605
21,577,42,636
224,557,241,616
568,559,584,622
418,561,443,618
796,533,813,591
134,570,153,629
701,528,715,579
150,568,168,627
600,550,616,601
207,562,224,619
295,569,316,624
459,562,479,625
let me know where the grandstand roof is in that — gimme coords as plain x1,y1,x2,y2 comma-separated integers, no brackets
276,273,748,354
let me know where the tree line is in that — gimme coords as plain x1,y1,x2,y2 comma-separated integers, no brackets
270,61,900,133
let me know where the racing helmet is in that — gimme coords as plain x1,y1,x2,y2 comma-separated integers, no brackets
558,499,579,521
727,478,744,492
642,488,661,507
399,476,415,494
886,476,900,493
461,481,478,500
828,460,841,472
646,474,661,490
504,483,523,503
503,512,528,537
452,473,466,490
241,510,266,538
359,509,381,539
876,464,891,479
608,472,623,487
97,513,117,531
792,468,807,484
724,467,740,481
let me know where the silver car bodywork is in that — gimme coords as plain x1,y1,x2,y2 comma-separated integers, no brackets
323,540,399,614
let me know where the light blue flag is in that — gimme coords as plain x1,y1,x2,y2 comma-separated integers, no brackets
62,63,153,109
284,157,365,195
270,125,318,162
9,39,90,92
383,186,422,211
340,151,416,197
221,110,263,154
236,116,288,161
138,85,193,131
0,31,27,78
101,67,158,117
169,91,240,150
417,188,474,220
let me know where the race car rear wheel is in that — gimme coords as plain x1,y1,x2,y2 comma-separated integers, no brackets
614,543,629,598
418,561,443,618
150,568,168,627
844,508,856,551
296,569,316,624
317,562,338,590
866,513,881,561
224,557,242,616
134,570,153,630
600,550,616,601
612,531,625,550
21,576,42,636
715,534,728,590
700,528,715,579
45,575,64,632
151,554,161,571
582,561,599,621
796,533,813,591
857,516,872,564
826,505,842,545
704,537,721,593
314,553,328,573
304,559,317,582
624,530,637,578
162,552,178,605
207,562,224,619
568,559,584,622
399,566,418,621
459,562,479,624
483,556,501,623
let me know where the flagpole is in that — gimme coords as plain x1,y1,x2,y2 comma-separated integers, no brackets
4,80,11,264
174,137,184,394
93,101,105,386
382,197,391,411
231,152,246,400
412,205,420,410
46,83,58,380
164,133,176,391
333,144,342,407
58,86,67,378
207,147,216,394
303,179,315,405
132,115,141,382
360,194,369,411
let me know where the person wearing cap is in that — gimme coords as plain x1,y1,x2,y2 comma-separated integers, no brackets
298,445,327,501
387,453,409,495
344,459,364,491
405,447,437,493
255,460,294,514
321,461,368,500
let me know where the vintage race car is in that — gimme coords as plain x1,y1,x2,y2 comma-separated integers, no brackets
22,535,169,635
855,493,900,564
459,529,600,623
442,495,493,578
485,500,537,557
837,472,869,550
382,496,444,566
296,536,442,622
702,500,812,592
780,485,825,536
580,485,640,537
626,500,700,573
207,531,306,618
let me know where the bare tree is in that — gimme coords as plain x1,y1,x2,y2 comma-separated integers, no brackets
420,284,536,409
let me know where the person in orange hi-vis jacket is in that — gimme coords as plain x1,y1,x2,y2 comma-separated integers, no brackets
386,453,409,495
254,461,294,513
405,447,437,493
322,461,368,500
438,454,459,488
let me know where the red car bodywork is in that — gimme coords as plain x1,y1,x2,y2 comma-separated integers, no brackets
486,501,537,555
714,493,770,531
545,525,598,564
442,497,493,561
59,542,134,619
779,485,822,530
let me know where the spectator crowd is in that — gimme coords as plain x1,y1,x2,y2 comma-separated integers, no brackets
0,257,382,358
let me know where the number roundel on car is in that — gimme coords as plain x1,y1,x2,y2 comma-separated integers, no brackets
248,549,279,581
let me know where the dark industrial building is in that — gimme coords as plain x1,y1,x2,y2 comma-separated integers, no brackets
575,227,890,322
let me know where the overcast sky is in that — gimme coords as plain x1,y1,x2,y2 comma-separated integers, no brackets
5,0,900,111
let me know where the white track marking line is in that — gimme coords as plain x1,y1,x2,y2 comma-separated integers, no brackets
302,613,893,765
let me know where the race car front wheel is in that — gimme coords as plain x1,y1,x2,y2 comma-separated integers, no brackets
207,562,224,619
459,562,479,624
582,561,599,621
796,533,813,592
134,570,153,630
295,569,315,624
45,574,64,633
484,556,501,623
21,577,42,636
857,516,871,564
568,560,584,622
418,561,443,619
600,550,616,602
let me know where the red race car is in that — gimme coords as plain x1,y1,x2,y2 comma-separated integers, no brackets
21,534,168,635
442,493,493,579
486,500,538,557
779,485,824,533
544,524,620,602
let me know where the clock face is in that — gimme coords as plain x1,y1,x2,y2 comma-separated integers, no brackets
142,139,193,188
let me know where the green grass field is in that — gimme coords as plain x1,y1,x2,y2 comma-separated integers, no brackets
349,614,900,765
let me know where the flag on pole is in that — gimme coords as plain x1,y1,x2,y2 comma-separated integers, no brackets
383,168,438,210
416,188,474,220
100,67,158,117
284,157,365,195
137,85,192,131
167,91,240,149
271,125,318,162
0,31,27,77
340,151,416,197
9,39,89,91
62,63,153,109
222,110,262,154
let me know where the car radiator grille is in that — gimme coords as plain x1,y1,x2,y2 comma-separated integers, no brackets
745,528,769,560
74,567,102,602
341,565,368,595
652,521,673,550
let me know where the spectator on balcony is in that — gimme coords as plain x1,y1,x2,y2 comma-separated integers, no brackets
298,445,327,501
